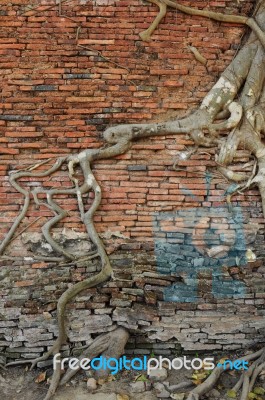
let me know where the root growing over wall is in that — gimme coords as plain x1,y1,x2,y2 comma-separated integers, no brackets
2,1,265,399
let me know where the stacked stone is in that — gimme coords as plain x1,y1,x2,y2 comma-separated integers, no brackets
0,0,264,363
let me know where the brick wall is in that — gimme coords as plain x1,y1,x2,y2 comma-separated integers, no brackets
1,0,265,362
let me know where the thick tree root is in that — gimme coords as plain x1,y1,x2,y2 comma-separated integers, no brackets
2,1,265,399
60,327,129,385
7,328,129,400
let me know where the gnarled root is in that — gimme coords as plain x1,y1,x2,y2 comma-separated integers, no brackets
43,328,129,400
185,348,265,400
6,264,115,399
60,327,129,386
3,2,265,400
141,0,265,49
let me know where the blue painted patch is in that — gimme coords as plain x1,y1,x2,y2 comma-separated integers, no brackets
153,174,247,302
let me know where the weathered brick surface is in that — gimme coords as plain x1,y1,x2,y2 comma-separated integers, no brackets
0,0,264,359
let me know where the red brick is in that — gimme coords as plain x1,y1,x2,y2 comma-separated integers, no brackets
0,146,19,155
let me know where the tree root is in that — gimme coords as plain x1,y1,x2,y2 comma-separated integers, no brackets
2,1,265,400
60,327,129,386
6,327,129,400
185,348,265,400
141,0,265,50
0,157,67,256
139,0,167,41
